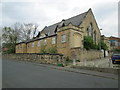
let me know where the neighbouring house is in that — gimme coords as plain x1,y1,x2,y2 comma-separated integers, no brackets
101,35,110,50
16,8,102,61
109,36,120,51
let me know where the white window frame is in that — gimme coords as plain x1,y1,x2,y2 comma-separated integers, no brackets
27,45,29,48
89,23,93,37
61,34,66,43
20,45,22,48
38,41,40,47
48,32,50,36
44,39,47,45
32,42,34,47
52,37,56,44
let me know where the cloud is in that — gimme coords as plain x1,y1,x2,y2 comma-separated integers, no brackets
92,2,118,37
100,11,118,36
1,0,119,37
0,3,2,27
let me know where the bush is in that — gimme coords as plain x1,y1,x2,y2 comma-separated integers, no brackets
40,44,47,53
65,56,70,61
112,49,120,52
100,41,108,50
57,63,64,67
40,45,57,54
76,60,80,62
84,36,98,50
3,47,15,54
47,46,57,54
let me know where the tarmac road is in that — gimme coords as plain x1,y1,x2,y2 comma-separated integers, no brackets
2,59,118,88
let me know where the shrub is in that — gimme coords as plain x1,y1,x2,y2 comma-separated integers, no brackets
57,63,64,67
76,60,80,62
40,44,47,53
83,36,98,50
65,56,70,61
100,41,108,50
40,45,57,54
47,46,57,54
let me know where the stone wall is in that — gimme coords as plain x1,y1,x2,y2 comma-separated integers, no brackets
80,9,101,44
70,48,103,61
2,53,65,65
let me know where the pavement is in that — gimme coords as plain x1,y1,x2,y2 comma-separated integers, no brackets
76,57,120,69
2,59,118,88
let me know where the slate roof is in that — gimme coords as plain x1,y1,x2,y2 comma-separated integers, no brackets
41,10,88,36
16,9,90,44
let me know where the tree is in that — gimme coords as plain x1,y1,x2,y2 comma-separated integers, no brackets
100,41,108,50
2,26,19,53
12,22,24,43
0,38,1,52
2,23,24,53
2,22,39,53
23,23,38,40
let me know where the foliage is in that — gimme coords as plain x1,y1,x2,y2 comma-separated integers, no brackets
40,44,57,54
76,60,80,62
112,49,120,52
2,43,15,54
83,36,98,50
2,22,39,54
23,23,38,40
57,63,64,67
47,46,57,54
100,41,108,50
5,47,15,54
40,44,47,53
2,27,19,53
65,56,70,61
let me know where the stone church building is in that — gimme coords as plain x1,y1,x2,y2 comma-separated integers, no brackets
16,8,101,60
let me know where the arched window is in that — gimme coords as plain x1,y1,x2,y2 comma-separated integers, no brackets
94,31,96,42
86,28,89,36
89,23,93,37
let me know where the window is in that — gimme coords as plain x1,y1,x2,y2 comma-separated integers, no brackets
110,40,116,46
61,34,66,43
118,42,120,46
94,31,96,42
52,37,56,44
38,41,40,47
20,45,22,48
89,23,93,37
17,45,19,49
32,42,34,47
18,45,19,49
44,40,47,45
47,32,50,36
86,28,89,36
27,45,29,48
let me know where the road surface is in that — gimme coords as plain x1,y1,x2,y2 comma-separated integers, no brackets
2,59,118,88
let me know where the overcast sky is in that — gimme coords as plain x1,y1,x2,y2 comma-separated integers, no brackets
0,0,119,37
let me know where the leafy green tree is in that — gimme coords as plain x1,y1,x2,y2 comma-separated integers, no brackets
100,41,108,50
2,26,20,53
2,22,39,54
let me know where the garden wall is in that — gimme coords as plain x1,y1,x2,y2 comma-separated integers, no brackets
70,48,104,61
2,53,66,65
